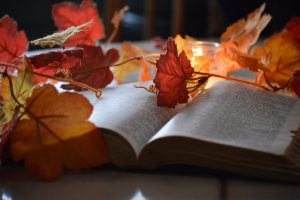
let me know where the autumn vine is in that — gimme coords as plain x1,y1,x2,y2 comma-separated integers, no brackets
0,0,300,181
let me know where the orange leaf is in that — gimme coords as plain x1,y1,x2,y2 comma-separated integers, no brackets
252,31,300,87
217,4,271,75
221,3,271,51
10,84,109,180
221,42,266,72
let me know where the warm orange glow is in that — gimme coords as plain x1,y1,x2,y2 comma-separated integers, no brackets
205,77,223,89
192,47,204,57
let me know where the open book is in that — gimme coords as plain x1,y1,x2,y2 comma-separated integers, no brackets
82,80,300,181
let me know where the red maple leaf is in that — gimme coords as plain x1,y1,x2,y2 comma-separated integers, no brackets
28,48,83,84
286,17,300,42
60,45,119,90
291,70,300,97
0,15,28,64
52,0,105,47
154,38,194,107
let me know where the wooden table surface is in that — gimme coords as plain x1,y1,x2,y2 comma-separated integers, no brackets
1,166,300,200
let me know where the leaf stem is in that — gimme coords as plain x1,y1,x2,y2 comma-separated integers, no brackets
0,62,102,97
3,70,64,143
193,72,271,91
32,71,102,98
70,55,155,76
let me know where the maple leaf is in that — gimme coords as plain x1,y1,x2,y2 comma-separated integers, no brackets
112,42,153,83
10,84,109,180
1,57,33,122
0,15,28,64
217,4,271,75
252,31,300,87
220,3,271,51
31,21,92,48
221,42,266,72
52,0,105,46
291,70,300,97
154,38,194,107
286,17,300,42
60,45,119,90
28,48,83,84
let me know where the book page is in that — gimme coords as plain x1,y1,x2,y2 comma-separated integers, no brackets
82,82,182,156
150,81,300,155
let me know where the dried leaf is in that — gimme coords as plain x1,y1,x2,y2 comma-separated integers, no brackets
52,0,105,46
31,21,92,48
1,57,33,122
154,38,194,107
60,45,119,90
0,15,28,64
10,84,109,180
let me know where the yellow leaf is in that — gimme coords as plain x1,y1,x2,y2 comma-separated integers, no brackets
1,57,33,122
10,84,109,180
252,31,300,87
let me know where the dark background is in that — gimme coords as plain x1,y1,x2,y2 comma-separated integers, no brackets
0,0,299,42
